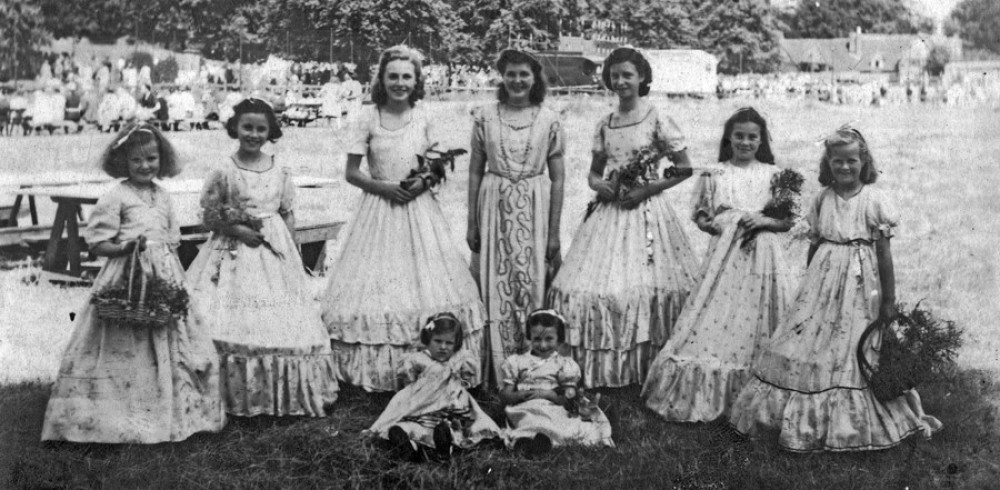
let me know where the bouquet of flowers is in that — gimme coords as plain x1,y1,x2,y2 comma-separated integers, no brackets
584,140,679,220
400,144,467,190
211,205,285,260
92,240,190,328
740,168,805,249
857,302,963,402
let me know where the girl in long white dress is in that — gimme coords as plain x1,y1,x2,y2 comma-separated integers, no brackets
466,49,566,388
42,123,224,443
729,127,942,452
642,107,796,422
187,98,338,417
321,46,486,392
548,48,700,388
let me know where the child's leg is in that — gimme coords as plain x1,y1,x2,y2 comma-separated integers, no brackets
904,389,943,438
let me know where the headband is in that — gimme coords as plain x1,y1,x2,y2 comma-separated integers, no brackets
112,123,154,149
422,312,459,331
527,308,567,325
815,121,864,146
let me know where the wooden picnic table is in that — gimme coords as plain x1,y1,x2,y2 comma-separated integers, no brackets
16,176,340,277
0,171,112,227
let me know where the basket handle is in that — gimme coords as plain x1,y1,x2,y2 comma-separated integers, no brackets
856,317,885,386
126,240,141,304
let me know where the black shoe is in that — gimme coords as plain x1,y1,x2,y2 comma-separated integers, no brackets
514,433,552,457
388,426,417,462
432,422,453,459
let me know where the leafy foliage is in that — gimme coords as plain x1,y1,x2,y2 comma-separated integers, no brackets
949,0,1000,54
0,0,51,81
780,0,933,39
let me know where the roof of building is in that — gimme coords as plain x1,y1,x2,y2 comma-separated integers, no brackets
780,32,957,72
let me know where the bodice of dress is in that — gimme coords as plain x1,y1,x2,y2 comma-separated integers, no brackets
593,106,686,175
807,186,897,244
86,181,180,247
201,158,294,223
471,102,564,181
501,352,581,391
398,350,478,388
349,105,430,182
694,162,781,220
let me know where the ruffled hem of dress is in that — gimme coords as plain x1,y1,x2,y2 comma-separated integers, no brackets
323,301,486,345
729,376,931,453
333,328,485,392
548,286,686,350
220,351,339,417
570,342,657,388
641,357,752,423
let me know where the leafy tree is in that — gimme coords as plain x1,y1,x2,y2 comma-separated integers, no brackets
781,0,932,38
0,0,51,80
925,44,950,76
589,0,698,49
949,0,1000,54
693,0,784,74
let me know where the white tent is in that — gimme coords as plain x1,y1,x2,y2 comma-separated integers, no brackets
642,49,718,95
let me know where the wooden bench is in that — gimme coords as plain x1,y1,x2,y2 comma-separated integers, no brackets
178,221,345,272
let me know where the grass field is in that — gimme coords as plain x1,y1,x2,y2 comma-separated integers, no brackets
1,96,999,488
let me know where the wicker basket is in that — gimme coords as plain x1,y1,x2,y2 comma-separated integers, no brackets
94,242,174,328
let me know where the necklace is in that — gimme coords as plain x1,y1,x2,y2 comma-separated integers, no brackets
497,104,539,181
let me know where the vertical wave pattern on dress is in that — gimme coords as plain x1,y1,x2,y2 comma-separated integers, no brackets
187,163,338,417
321,104,486,392
729,187,927,452
642,163,795,422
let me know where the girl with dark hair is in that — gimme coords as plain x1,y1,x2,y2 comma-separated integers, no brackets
548,47,699,388
187,98,338,417
467,49,566,388
642,107,796,422
730,127,942,452
366,312,502,462
322,46,486,392
42,123,224,443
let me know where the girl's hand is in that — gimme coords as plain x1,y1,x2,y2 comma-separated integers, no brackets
379,181,417,204
593,180,616,202
401,177,426,194
119,237,147,256
879,301,899,323
545,236,560,261
620,186,649,210
466,227,481,253
696,215,721,236
527,389,562,404
738,213,769,231
230,224,264,247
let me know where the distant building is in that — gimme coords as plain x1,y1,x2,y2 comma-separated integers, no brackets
780,28,962,82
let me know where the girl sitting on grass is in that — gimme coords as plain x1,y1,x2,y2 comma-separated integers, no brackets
500,309,615,455
42,122,225,443
366,313,502,462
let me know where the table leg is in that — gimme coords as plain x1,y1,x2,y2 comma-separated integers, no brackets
28,195,38,225
66,204,82,274
8,194,22,227
44,203,69,273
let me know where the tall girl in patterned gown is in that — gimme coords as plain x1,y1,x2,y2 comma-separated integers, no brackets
42,123,224,442
642,107,796,422
466,49,566,387
322,46,486,392
729,128,942,452
187,99,338,417
548,47,700,388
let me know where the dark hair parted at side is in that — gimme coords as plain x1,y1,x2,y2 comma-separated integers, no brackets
99,122,181,178
718,107,776,165
524,309,566,343
370,45,426,107
495,49,547,105
602,47,652,97
226,98,283,142
818,127,879,186
419,312,465,351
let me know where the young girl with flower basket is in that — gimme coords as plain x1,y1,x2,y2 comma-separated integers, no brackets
42,122,225,443
321,46,486,393
642,107,800,423
186,98,338,417
548,48,700,388
729,127,942,452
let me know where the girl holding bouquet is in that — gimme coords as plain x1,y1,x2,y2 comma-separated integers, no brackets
42,123,225,443
548,47,700,388
187,98,338,417
321,46,485,392
642,107,797,422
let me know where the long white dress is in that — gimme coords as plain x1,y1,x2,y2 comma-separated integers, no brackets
365,350,502,449
548,106,700,388
186,158,338,417
321,104,486,392
501,352,614,447
642,162,795,422
729,186,937,452
42,182,225,443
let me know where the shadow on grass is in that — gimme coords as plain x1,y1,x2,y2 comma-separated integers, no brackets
3,369,998,490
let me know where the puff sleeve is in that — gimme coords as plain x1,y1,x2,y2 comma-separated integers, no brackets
278,167,295,216
591,116,607,157
469,105,487,163
85,187,123,248
452,349,480,389
805,189,826,244
347,106,373,156
396,352,425,387
199,168,229,232
500,356,520,388
655,113,688,160
866,189,899,240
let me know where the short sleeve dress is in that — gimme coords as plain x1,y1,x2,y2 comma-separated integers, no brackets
42,181,225,443
642,162,796,422
321,104,486,392
548,105,700,388
730,186,939,452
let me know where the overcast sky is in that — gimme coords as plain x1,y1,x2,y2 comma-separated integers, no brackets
912,0,960,19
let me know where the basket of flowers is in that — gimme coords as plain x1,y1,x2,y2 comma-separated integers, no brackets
92,238,189,328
